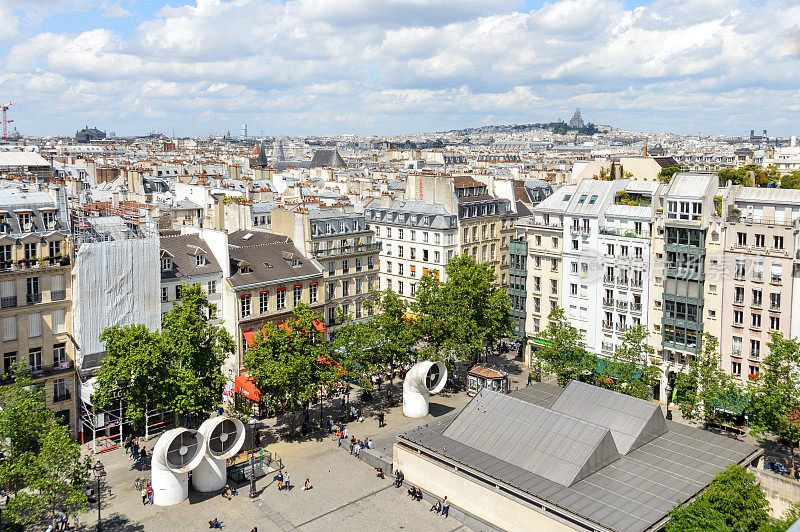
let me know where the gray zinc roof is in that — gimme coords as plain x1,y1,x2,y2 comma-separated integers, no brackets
441,389,620,487
550,380,667,455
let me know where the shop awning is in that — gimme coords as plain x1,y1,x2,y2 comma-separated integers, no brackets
243,330,257,348
712,392,748,415
529,337,552,348
234,375,261,402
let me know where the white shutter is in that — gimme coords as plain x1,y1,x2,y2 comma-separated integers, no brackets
1,280,13,298
28,312,41,338
52,309,65,334
52,274,65,292
2,316,15,341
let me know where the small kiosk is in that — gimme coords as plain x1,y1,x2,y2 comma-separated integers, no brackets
467,365,509,396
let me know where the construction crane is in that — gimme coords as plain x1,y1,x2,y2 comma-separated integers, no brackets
1,101,14,141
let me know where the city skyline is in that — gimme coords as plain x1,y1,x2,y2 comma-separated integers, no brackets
0,0,798,137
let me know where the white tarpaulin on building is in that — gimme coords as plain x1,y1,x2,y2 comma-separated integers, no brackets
72,237,160,370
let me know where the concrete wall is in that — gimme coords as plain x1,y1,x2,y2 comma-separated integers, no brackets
394,444,576,532
754,467,800,518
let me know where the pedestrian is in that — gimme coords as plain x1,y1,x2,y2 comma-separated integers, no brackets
276,471,283,491
303,478,312,491
222,485,231,501
442,496,449,518
124,434,132,456
350,405,356,420
147,484,153,505
340,396,346,411
336,430,341,447
344,427,349,439
140,447,148,468
132,439,140,462
218,405,224,416
141,485,147,505
367,439,373,449
354,442,361,459
328,417,334,433
357,408,363,423
284,471,291,490
378,412,385,428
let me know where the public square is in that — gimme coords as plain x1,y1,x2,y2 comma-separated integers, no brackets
72,378,478,532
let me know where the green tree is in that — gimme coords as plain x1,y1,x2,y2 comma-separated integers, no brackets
95,284,233,427
0,369,91,526
413,255,512,363
780,170,800,189
537,306,594,385
244,304,338,433
674,334,733,425
666,466,773,532
748,332,800,469
601,325,659,400
658,164,682,182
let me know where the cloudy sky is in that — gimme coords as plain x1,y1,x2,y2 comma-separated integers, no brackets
0,0,798,137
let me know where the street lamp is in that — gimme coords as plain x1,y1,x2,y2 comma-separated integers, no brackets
249,418,257,498
93,459,106,531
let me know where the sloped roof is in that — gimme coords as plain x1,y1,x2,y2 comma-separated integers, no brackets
441,389,620,487
160,234,221,280
310,149,346,168
667,173,714,199
550,380,667,455
0,152,50,167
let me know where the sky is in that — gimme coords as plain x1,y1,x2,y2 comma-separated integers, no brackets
0,0,799,138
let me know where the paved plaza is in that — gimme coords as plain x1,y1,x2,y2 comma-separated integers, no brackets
71,381,473,532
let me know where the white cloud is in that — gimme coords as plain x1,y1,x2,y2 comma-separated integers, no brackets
1,0,799,136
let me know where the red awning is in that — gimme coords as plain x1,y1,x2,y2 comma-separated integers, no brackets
234,375,261,402
243,330,256,347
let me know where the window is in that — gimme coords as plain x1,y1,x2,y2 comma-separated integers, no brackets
572,239,578,251
434,233,441,244
260,292,268,314
54,378,69,401
755,234,765,248
735,259,746,279
752,289,762,306
0,245,10,263
490,244,496,260
276,289,285,310
774,235,784,249
342,259,349,274
2,316,15,341
398,264,404,276
329,262,335,275
2,352,14,374
551,279,558,294
751,339,760,359
588,195,598,204
310,283,318,303
398,246,404,258
482,246,487,261
770,292,781,310
161,287,169,302
734,286,744,304
434,251,440,263
328,307,336,325
48,240,61,257
24,242,36,259
162,256,173,271
342,280,350,297
423,249,429,262
751,313,761,328
737,232,747,246
53,343,66,365
52,309,65,334
732,336,742,355
327,282,335,301
471,227,477,241
355,301,362,318
398,281,403,295
28,348,41,371
355,258,362,272
368,256,374,270
732,361,741,375
753,261,763,281
398,229,404,240
240,295,251,316
770,316,780,331
386,261,392,274
463,228,469,243
355,278,362,294
294,286,302,306
28,312,41,338
571,262,578,274
771,263,782,284
410,248,416,260
570,283,577,296
733,310,743,325
423,232,429,243
207,280,217,294
750,365,760,377
195,254,207,267
410,265,416,278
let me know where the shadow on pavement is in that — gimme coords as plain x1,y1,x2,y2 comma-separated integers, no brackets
94,513,145,531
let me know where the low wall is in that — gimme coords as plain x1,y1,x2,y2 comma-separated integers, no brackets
754,467,800,517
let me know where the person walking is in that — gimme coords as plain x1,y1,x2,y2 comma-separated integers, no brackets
284,471,291,491
140,447,148,469
124,434,133,457
378,412,385,428
147,484,153,505
131,438,140,463
442,496,449,518
141,485,148,505
276,471,284,491
343,427,348,439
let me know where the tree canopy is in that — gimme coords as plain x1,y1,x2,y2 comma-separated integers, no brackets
94,283,234,426
780,170,800,189
599,325,659,400
412,254,512,363
719,165,779,188
658,164,682,182
537,306,594,385
672,334,734,424
0,368,91,526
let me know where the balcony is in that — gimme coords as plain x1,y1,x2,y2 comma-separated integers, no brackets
603,276,614,286
601,342,614,354
580,227,590,237
0,360,74,385
749,351,760,362
631,302,643,313
570,226,581,236
630,279,643,289
26,292,42,305
770,304,781,312
771,275,783,285
599,227,651,239
616,300,628,311
727,215,795,227
602,320,613,330
602,298,614,308
731,349,743,358
0,296,16,308
616,323,628,333
616,278,629,287
312,242,381,259
51,290,66,301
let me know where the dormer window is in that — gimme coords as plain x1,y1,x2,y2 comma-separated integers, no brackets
162,257,173,271
195,254,207,267
18,213,31,230
292,259,301,267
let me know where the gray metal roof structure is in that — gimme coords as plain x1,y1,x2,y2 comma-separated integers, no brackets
550,381,667,455
441,390,620,487
398,382,761,532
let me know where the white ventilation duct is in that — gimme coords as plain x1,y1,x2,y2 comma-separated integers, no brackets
192,416,246,492
151,428,206,506
403,361,447,418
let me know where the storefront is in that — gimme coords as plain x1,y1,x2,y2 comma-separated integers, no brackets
234,375,270,419
467,365,509,396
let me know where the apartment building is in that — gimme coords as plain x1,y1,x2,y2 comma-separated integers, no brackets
507,237,527,338
516,185,573,366
561,179,626,354
720,188,800,382
651,174,726,398
221,231,324,374
597,181,661,363
159,233,223,325
271,207,380,327
0,189,76,433
365,200,457,301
